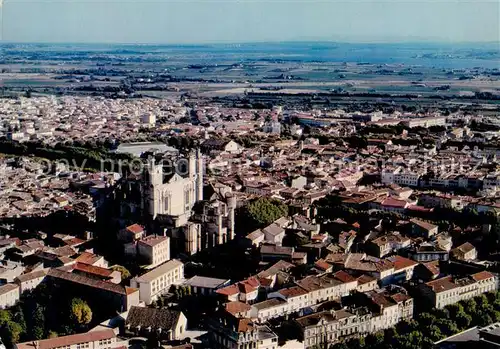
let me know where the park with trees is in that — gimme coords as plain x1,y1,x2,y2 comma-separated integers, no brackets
0,283,95,348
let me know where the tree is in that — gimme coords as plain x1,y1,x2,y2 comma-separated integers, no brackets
0,310,11,325
11,305,26,334
5,321,23,344
475,294,489,310
424,324,444,342
445,303,464,318
330,342,349,349
396,319,418,334
476,312,493,327
31,305,45,340
347,337,365,349
155,297,164,308
417,312,436,327
462,299,477,314
70,298,92,327
488,309,500,322
455,312,472,329
434,319,458,336
431,308,450,319
365,331,384,349
111,265,131,280
0,310,23,346
244,197,288,228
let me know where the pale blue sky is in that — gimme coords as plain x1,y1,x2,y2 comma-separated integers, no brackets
2,0,499,43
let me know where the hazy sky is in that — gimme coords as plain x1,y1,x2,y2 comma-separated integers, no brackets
2,0,499,44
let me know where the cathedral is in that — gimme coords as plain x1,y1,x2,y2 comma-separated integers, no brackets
120,149,236,256
144,148,204,225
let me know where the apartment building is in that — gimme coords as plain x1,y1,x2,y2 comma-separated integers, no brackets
249,272,359,323
410,219,439,238
420,271,498,309
137,235,170,268
14,269,47,293
0,283,20,309
130,259,184,305
451,242,477,261
381,169,421,187
366,233,411,258
367,289,413,332
268,286,310,314
296,309,370,348
250,298,289,322
409,242,450,262
296,289,413,348
216,277,260,303
15,329,120,349
402,116,446,128
296,272,358,306
209,317,279,349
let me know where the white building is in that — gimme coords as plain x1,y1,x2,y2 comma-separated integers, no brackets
381,168,421,187
402,116,446,128
141,113,156,127
209,318,279,349
14,269,47,294
130,259,184,305
296,289,413,348
251,272,359,322
137,235,170,268
0,284,20,309
421,271,498,309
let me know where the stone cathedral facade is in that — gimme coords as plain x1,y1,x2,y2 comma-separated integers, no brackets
120,149,236,255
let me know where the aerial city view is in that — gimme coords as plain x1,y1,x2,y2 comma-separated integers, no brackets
0,1,498,349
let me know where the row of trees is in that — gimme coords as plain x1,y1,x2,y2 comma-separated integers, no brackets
315,193,500,232
328,291,500,349
0,139,134,172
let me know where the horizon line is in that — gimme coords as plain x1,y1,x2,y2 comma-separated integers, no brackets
1,39,499,46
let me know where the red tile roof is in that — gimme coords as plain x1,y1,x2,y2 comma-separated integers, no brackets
16,329,115,349
472,271,495,282
382,197,408,208
334,270,357,283
389,255,418,271
426,276,458,293
73,262,113,278
216,284,239,296
126,224,144,234
278,286,308,298
75,252,101,265
314,259,332,271
225,301,251,316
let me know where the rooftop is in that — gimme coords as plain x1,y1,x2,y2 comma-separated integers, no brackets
185,275,229,289
135,259,183,283
16,329,116,349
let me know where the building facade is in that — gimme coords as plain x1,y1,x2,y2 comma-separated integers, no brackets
420,271,498,309
0,284,20,309
130,259,184,305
